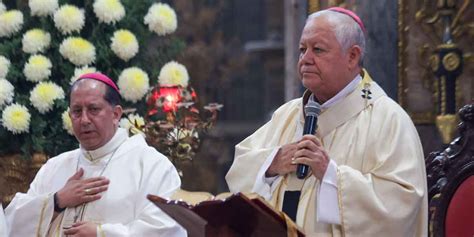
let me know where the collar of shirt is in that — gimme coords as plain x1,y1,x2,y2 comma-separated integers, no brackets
310,75,362,110
79,128,128,162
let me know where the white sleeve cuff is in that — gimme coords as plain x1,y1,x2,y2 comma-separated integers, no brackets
316,159,341,225
251,147,282,200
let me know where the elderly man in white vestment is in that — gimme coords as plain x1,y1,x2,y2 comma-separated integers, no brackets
226,7,428,237
0,204,6,237
5,73,186,236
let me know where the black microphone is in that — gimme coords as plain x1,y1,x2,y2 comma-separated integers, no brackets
296,100,321,179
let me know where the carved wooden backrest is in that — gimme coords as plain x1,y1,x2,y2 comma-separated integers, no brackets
426,104,474,237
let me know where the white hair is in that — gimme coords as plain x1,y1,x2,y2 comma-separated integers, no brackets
307,10,366,66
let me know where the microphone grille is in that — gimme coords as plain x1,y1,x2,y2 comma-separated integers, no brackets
304,100,321,117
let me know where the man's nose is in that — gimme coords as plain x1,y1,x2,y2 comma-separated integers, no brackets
79,110,92,124
299,50,313,64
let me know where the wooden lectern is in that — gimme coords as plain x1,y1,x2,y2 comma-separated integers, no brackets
147,193,305,237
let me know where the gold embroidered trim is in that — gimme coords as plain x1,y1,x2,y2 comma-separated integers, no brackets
36,194,52,237
55,213,63,237
336,168,346,237
98,224,106,237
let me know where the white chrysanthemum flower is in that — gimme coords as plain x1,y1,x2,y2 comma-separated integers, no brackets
0,79,14,107
158,61,189,87
118,67,150,103
29,81,65,114
22,29,51,54
54,5,85,34
0,2,6,14
29,0,59,17
111,29,139,61
144,3,177,36
93,0,125,25
0,10,24,37
1,103,31,134
70,66,97,84
23,55,52,82
62,109,74,135
59,37,96,66
0,56,10,78
119,113,144,135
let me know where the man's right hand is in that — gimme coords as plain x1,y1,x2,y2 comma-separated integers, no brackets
265,143,298,177
56,168,110,210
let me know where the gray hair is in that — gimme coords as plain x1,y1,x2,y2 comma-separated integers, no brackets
307,10,366,66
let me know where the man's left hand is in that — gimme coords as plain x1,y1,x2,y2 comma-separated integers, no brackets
292,134,330,180
63,221,97,237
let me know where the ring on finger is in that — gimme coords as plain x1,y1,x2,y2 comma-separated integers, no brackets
84,188,91,195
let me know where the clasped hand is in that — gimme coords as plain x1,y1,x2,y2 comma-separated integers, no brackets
63,221,97,237
266,135,329,180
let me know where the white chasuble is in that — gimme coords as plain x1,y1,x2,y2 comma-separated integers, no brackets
5,128,186,237
226,71,428,236
0,204,6,237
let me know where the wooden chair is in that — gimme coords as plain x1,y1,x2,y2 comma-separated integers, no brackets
426,104,474,237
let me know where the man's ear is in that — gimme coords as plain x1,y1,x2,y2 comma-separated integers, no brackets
347,45,362,69
113,105,123,126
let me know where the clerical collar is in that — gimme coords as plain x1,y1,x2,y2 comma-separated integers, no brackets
79,128,128,162
310,74,362,110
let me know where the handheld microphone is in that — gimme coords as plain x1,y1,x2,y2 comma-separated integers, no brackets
296,100,321,179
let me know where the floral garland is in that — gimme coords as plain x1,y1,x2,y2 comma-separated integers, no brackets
0,0,185,157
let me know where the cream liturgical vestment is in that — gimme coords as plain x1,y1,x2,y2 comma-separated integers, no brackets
0,204,6,237
5,128,186,237
226,72,428,236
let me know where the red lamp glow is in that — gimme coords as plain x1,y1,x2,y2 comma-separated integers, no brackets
160,86,181,112
147,86,183,114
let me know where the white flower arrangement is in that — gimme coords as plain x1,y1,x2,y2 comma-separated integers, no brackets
0,2,6,14
144,3,177,36
70,66,97,84
62,109,74,135
22,29,51,54
118,67,150,103
93,0,125,25
59,37,96,66
158,61,189,87
0,55,10,78
1,103,31,134
110,29,139,61
119,113,144,135
53,4,85,35
29,81,65,114
23,54,53,82
0,0,191,158
29,0,59,17
0,10,24,37
0,79,14,107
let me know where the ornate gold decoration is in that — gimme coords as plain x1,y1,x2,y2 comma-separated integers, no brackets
442,52,461,71
398,0,408,108
409,112,436,124
0,152,48,204
441,76,447,114
0,154,29,204
435,114,459,143
399,0,473,124
430,54,440,71
307,0,320,14
29,152,48,183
